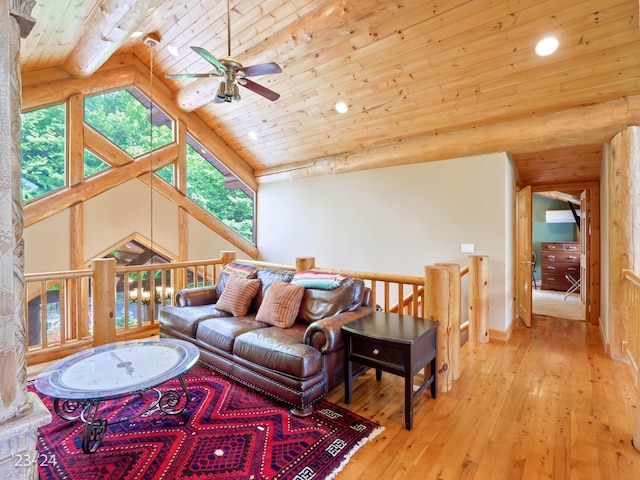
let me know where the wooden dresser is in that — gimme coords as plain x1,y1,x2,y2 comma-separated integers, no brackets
540,241,580,291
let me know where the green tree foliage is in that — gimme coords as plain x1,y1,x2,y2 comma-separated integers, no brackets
84,88,173,157
22,87,254,243
186,144,254,242
84,149,110,177
21,103,66,202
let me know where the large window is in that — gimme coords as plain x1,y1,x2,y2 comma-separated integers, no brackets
22,88,254,243
21,103,66,202
186,134,255,242
84,87,173,157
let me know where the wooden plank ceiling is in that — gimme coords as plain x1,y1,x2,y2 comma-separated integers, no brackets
18,0,640,188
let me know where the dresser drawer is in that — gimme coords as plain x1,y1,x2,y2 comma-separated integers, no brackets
350,336,404,369
541,250,580,264
542,242,580,252
541,264,579,276
541,274,574,290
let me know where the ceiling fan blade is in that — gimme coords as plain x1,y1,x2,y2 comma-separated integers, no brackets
238,62,282,77
165,73,219,79
191,46,226,75
239,78,280,101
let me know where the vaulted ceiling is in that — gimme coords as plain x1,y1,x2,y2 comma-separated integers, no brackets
18,0,640,188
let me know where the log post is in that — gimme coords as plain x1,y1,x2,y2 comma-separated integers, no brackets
0,4,51,478
468,255,490,343
424,265,453,392
635,367,640,453
91,258,116,346
436,263,461,380
296,256,315,272
608,128,638,361
220,251,237,266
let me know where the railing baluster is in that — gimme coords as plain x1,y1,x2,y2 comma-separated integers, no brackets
39,280,47,348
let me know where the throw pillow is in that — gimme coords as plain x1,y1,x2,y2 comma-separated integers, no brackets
255,280,305,328
291,270,350,290
215,274,261,316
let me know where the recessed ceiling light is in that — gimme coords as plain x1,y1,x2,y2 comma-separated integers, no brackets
167,45,179,57
535,36,559,56
130,31,144,39
248,131,258,140
335,102,348,114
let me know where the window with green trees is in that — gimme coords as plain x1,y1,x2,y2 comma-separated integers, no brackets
22,86,254,243
186,134,255,242
21,103,66,202
84,87,173,157
84,149,110,178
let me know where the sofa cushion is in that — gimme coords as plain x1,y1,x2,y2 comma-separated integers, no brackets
291,271,350,290
196,315,269,352
298,278,366,324
233,325,322,379
253,267,295,310
159,305,231,337
255,280,305,328
215,274,261,316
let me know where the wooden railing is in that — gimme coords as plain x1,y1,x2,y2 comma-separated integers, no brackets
24,254,230,366
622,268,640,452
623,269,640,370
24,250,490,394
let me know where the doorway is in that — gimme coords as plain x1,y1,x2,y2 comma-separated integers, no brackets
531,191,585,321
516,182,600,327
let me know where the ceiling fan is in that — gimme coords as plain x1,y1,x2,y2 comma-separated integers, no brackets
165,0,282,103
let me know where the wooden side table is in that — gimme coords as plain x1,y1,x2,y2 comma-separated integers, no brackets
342,311,439,430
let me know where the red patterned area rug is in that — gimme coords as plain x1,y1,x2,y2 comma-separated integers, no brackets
30,363,383,479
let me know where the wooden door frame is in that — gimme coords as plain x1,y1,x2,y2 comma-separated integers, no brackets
529,181,601,325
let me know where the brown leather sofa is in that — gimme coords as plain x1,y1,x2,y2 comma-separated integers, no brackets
158,266,373,415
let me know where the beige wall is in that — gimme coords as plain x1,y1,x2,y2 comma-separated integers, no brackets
258,153,515,333
23,210,71,273
24,154,517,332
24,178,237,270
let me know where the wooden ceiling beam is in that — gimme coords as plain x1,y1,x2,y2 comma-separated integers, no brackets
24,144,178,227
536,192,581,205
61,0,163,77
255,96,639,183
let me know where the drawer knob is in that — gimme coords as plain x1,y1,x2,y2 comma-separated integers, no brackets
373,349,379,355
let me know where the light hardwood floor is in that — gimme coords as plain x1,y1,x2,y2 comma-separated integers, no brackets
326,316,640,480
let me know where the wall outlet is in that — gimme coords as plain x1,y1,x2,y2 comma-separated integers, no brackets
461,243,475,253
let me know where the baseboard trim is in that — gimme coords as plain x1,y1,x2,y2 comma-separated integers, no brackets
599,319,610,354
490,321,514,342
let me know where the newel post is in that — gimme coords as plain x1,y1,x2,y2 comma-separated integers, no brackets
296,257,315,272
436,263,461,380
468,255,490,343
424,265,454,392
91,258,116,346
220,251,237,266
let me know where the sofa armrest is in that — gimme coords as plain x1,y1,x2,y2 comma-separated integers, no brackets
303,306,374,354
175,285,219,307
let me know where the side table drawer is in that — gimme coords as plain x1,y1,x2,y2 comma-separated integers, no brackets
351,336,403,369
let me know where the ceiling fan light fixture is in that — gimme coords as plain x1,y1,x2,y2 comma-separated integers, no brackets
535,36,559,56
216,81,226,100
233,84,241,101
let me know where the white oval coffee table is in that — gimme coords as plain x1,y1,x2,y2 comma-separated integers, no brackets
35,338,200,453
